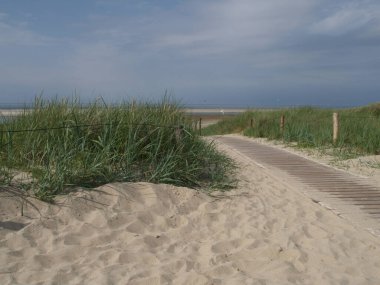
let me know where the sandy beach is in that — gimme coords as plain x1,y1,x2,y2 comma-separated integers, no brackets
2,135,380,284
0,109,25,117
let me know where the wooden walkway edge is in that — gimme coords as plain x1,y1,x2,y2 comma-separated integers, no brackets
214,135,380,235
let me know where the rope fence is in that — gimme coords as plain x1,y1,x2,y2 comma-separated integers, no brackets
190,111,379,147
0,122,182,134
0,121,194,152
1,112,379,145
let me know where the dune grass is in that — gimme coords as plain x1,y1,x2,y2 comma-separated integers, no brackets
203,104,380,158
0,97,235,201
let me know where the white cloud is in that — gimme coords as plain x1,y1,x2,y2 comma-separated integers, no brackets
0,18,51,46
152,0,317,55
310,2,380,35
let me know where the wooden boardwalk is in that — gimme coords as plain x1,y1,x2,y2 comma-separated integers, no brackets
215,135,380,234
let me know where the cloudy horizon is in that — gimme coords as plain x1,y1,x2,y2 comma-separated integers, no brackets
1,0,379,108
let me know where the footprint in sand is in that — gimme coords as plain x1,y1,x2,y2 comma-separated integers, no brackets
143,234,170,248
33,254,55,268
126,220,146,234
211,239,243,254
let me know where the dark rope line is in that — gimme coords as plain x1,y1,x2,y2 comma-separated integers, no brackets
340,116,380,119
0,122,185,134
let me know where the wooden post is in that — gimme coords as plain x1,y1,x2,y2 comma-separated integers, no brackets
280,115,285,134
20,200,24,216
333,112,339,144
250,118,253,128
199,118,202,136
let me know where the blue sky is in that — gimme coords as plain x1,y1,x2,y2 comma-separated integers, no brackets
0,0,379,107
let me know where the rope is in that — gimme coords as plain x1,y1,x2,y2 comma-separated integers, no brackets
0,122,183,134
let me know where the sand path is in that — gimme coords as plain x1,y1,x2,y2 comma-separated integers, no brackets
1,135,380,284
213,134,380,236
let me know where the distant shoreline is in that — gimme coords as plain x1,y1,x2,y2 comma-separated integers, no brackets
0,109,25,116
0,108,248,117
184,108,246,116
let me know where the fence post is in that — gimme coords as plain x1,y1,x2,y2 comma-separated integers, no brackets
280,115,285,135
199,118,202,136
333,112,339,144
250,118,253,128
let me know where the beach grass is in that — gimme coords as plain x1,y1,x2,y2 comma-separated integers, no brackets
203,103,380,158
0,97,235,201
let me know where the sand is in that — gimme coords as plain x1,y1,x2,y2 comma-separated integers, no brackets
0,109,24,117
2,136,380,284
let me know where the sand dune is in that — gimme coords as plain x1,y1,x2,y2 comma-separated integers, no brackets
2,139,380,284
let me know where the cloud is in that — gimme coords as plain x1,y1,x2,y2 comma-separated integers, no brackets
0,14,51,46
310,2,380,36
1,1,379,106
152,0,317,55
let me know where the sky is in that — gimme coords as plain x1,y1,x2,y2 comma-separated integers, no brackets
0,0,380,108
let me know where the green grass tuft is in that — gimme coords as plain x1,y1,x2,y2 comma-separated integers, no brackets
0,97,235,201
203,104,380,158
